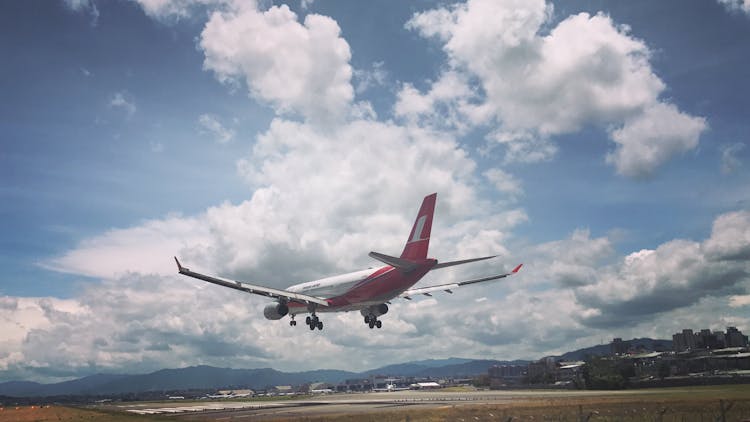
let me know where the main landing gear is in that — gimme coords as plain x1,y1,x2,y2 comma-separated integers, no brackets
364,314,382,329
304,314,323,330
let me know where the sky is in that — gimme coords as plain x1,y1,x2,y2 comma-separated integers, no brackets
1,0,749,383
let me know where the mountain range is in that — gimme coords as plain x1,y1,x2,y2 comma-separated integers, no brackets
0,338,671,397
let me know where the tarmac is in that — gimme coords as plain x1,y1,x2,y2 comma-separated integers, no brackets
106,389,684,420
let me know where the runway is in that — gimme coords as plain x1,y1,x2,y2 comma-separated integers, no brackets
107,388,710,420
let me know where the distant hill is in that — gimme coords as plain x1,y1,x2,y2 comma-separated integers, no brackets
0,339,672,397
0,367,357,397
365,358,529,378
558,338,672,361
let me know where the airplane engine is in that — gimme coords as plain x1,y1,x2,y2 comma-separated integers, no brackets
263,302,289,320
360,303,388,317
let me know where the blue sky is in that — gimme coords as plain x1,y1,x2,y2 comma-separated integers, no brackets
1,0,749,382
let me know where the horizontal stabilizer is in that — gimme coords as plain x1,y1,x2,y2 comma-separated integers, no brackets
368,251,418,272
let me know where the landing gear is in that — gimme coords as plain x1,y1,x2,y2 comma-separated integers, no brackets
365,314,383,329
306,313,323,331
289,315,297,326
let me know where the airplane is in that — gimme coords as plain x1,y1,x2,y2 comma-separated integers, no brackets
174,193,522,331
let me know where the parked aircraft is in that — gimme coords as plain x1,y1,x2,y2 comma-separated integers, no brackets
175,193,521,331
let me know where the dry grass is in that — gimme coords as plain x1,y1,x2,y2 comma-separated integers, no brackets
274,398,750,422
6,385,749,422
268,386,750,422
0,405,167,422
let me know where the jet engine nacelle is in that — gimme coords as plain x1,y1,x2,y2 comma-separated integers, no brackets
263,302,289,320
360,303,388,317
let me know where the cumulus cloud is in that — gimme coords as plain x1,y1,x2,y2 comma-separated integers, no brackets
483,168,522,196
198,114,235,143
394,71,490,134
718,0,750,15
199,2,353,125
12,0,739,383
404,0,707,177
46,117,521,285
572,211,750,328
606,103,706,178
13,208,750,381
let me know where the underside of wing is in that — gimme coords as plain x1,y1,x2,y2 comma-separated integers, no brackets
174,257,329,307
399,264,522,300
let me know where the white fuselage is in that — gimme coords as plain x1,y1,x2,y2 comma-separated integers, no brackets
285,267,387,298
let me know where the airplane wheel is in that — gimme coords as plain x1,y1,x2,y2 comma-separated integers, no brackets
306,316,311,325
317,321,323,330
376,320,382,329
290,320,296,326
309,323,315,330
368,321,375,329
364,315,370,324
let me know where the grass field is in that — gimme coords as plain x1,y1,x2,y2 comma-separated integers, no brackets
2,385,749,422
0,405,168,421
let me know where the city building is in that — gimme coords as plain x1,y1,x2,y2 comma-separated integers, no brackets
672,327,748,352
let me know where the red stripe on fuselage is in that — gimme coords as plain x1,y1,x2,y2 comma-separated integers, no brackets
287,259,437,312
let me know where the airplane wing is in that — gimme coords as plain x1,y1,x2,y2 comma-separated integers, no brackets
432,254,497,269
399,264,522,300
174,257,329,307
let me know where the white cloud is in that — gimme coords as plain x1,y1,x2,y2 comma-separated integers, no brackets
62,0,99,25
19,112,536,382
572,211,750,328
199,2,354,125
132,0,226,21
704,210,750,261
14,206,750,382
109,91,136,117
394,71,489,134
44,215,210,280
730,295,750,307
47,117,520,284
198,114,235,143
721,142,745,174
606,103,706,178
483,168,522,196
353,61,388,94
405,0,707,177
11,0,739,384
718,0,750,15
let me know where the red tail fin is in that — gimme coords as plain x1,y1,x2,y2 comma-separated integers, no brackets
400,193,436,261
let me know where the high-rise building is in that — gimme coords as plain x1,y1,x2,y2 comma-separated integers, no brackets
673,329,697,352
726,326,749,348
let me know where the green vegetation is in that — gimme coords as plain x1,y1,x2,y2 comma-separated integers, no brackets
582,356,635,389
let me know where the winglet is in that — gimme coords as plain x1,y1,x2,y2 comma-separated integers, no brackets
174,256,183,272
512,264,523,273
